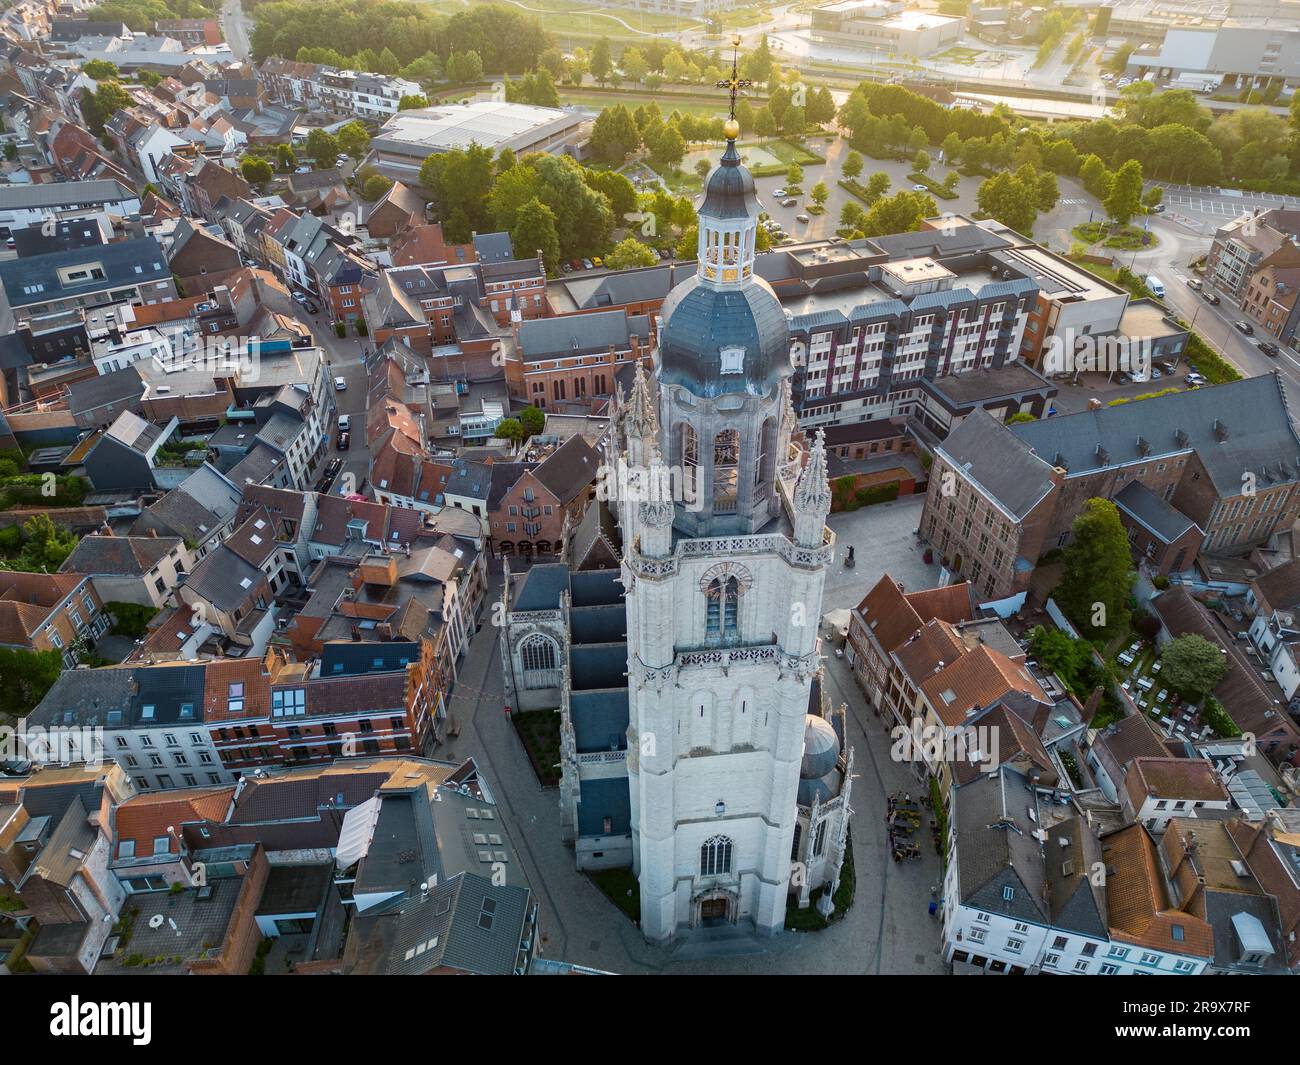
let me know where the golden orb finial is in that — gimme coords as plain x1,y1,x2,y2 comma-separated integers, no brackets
732,32,741,47
724,118,740,140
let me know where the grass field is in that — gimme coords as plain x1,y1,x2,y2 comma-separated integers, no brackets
561,88,727,118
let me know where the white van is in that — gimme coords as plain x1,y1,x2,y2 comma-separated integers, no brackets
1145,275,1165,298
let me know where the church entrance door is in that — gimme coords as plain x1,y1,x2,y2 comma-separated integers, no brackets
700,898,729,924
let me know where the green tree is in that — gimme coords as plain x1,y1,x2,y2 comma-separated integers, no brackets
859,189,936,237
913,149,931,172
1104,158,1144,226
605,236,659,270
306,128,340,168
240,156,274,186
842,150,864,180
83,59,119,80
590,37,612,84
977,170,1039,234
0,647,61,720
1054,498,1134,639
511,197,562,277
1078,153,1112,199
275,143,297,172
590,104,641,164
446,50,484,84
810,181,829,209
520,405,546,437
675,223,699,260
786,162,804,188
398,94,429,111
621,46,649,84
361,173,393,201
336,121,371,161
865,171,892,202
494,417,525,445
754,107,777,140
1161,634,1229,701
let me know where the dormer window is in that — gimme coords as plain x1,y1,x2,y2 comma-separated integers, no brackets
719,346,743,374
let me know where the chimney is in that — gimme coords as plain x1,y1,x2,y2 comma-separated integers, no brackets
146,528,157,537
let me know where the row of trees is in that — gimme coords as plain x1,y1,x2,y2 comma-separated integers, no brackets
838,79,1300,193
250,0,549,74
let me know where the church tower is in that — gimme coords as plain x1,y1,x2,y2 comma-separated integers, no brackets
621,94,836,943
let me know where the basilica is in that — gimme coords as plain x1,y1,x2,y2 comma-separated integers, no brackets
500,117,853,944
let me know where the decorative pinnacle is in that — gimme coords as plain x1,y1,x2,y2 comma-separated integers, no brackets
627,358,658,438
795,428,831,515
716,31,751,136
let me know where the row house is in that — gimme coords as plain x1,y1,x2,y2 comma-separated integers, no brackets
0,570,108,668
58,531,196,609
944,763,1216,975
845,572,975,710
24,664,234,794
1121,757,1233,833
487,433,601,557
254,57,418,119
1206,207,1300,302
1245,558,1300,700
0,765,132,974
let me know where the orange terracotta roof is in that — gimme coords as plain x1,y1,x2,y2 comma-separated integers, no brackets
920,643,1048,728
1102,823,1215,958
114,786,235,857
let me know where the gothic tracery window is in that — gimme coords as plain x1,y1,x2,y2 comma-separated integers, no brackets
520,634,560,690
700,835,733,876
713,428,739,513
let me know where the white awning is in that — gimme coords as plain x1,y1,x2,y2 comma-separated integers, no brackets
335,795,382,870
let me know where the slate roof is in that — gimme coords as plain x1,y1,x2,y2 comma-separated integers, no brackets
577,776,631,836
59,534,181,576
936,407,1058,521
530,434,601,506
1011,374,1300,496
570,690,628,754
511,562,568,612
26,666,137,729
0,237,170,308
1113,480,1199,543
516,308,649,362
0,178,132,209
951,764,1050,923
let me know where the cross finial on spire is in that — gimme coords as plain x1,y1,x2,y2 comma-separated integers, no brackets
715,32,751,129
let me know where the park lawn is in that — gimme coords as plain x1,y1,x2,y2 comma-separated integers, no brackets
1073,220,1159,251
589,868,641,924
512,709,562,787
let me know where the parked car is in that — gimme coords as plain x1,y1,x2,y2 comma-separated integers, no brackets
292,290,309,304
795,213,810,223
1186,277,1201,290
1150,203,1165,213
1151,368,1162,379
582,258,594,270
303,300,320,315
591,256,603,268
334,376,347,391
1202,291,1221,305
773,187,787,197
781,197,797,208
338,414,350,431
912,183,928,191
658,248,672,260
337,430,350,451
1258,341,1280,356
569,259,582,271
294,165,312,174
1234,320,1254,335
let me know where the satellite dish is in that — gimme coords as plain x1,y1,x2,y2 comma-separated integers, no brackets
148,914,164,929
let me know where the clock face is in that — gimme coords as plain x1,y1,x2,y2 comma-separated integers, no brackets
719,346,744,375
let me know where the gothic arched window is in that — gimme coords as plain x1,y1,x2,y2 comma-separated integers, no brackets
700,835,733,876
790,822,802,861
519,634,560,690
814,820,828,858
704,577,739,644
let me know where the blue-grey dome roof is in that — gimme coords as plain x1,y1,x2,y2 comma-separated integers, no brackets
701,139,760,220
658,273,791,397
801,715,841,779
798,767,843,806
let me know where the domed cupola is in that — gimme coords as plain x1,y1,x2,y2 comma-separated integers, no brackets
798,715,843,806
657,125,791,400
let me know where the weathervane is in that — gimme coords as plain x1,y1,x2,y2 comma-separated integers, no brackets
716,32,751,132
